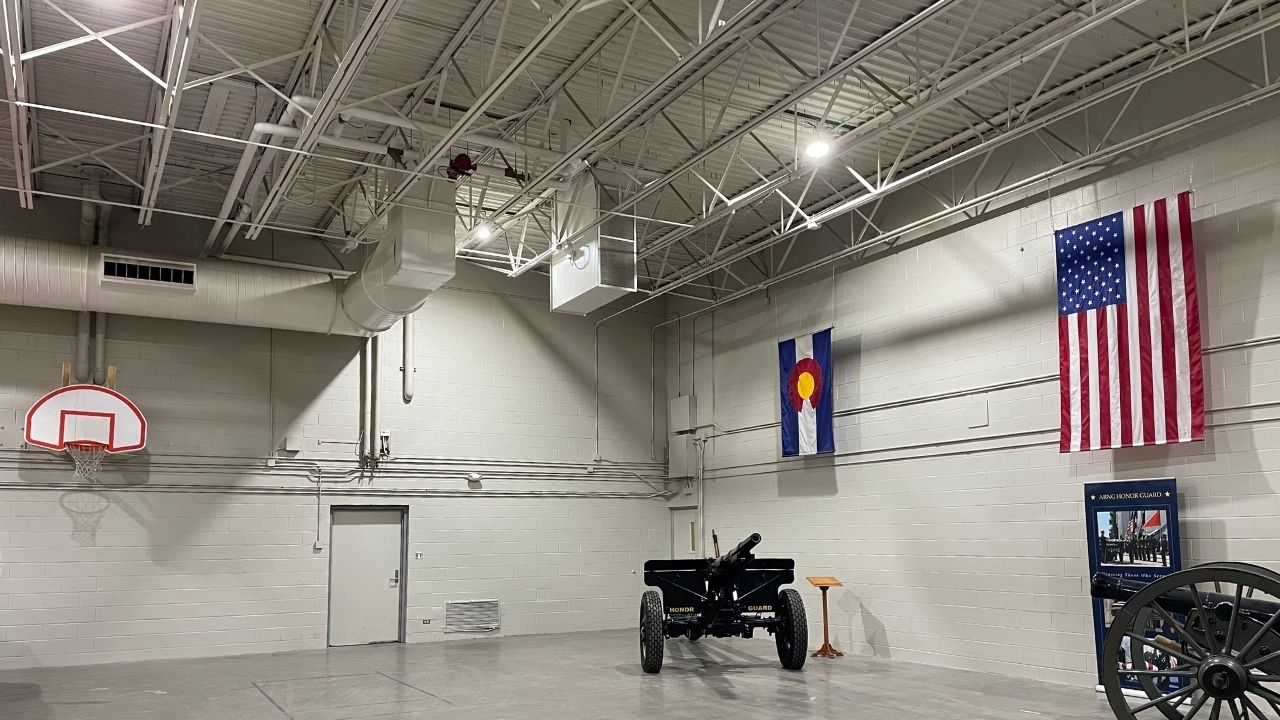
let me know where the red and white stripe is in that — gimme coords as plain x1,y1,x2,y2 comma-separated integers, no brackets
1059,191,1204,452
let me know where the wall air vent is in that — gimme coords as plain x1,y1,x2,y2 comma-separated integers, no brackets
444,598,500,633
101,254,196,288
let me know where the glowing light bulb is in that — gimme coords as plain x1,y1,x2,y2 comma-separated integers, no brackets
804,140,830,159
476,224,493,239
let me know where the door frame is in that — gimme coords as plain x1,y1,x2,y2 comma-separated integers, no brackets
327,505,409,646
669,505,698,559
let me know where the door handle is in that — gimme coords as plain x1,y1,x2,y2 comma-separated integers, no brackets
390,569,400,587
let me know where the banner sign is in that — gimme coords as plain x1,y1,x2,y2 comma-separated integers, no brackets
1084,478,1182,691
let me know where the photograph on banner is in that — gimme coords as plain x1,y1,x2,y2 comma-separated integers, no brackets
1083,478,1181,692
1094,508,1173,568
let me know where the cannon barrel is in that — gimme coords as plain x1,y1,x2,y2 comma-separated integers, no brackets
711,533,762,570
1091,572,1280,618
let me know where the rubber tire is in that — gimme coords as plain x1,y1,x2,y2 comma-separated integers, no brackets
640,590,665,674
775,588,808,670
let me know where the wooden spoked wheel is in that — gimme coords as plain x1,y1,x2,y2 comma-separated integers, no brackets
1102,562,1280,720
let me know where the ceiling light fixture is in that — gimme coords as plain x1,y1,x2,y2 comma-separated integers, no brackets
804,139,830,159
476,224,493,240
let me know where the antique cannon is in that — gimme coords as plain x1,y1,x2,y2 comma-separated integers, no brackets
1090,562,1280,720
639,532,807,673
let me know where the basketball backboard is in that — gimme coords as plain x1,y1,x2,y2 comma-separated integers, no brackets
24,384,147,452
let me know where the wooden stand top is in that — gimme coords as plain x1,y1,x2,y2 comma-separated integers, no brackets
806,576,842,588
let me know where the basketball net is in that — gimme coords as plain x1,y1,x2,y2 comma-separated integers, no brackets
65,441,108,482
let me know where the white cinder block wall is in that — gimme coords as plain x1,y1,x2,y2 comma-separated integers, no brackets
668,106,1280,686
0,263,669,669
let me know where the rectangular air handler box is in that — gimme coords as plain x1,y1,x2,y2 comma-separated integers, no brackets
550,175,635,315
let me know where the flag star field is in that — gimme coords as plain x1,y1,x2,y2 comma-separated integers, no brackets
1055,212,1127,315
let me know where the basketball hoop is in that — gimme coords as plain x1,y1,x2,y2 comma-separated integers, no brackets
24,384,147,482
65,441,107,482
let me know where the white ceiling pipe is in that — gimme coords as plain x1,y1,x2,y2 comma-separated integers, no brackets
92,311,107,385
401,313,414,404
78,175,97,244
203,102,305,256
255,122,395,157
244,0,407,242
75,311,90,383
291,95,568,165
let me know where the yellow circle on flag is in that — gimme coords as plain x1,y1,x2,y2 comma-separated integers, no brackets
796,371,815,400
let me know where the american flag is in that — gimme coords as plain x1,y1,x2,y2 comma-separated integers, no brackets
1056,191,1204,452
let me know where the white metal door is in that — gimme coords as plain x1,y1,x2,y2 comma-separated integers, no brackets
329,508,405,646
670,508,698,559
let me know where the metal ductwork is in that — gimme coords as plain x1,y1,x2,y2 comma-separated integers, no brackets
0,181,456,335
549,175,636,315
0,236,355,333
339,178,456,333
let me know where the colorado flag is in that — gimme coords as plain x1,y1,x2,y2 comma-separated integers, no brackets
779,328,835,457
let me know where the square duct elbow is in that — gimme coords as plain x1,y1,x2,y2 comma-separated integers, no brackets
385,178,457,292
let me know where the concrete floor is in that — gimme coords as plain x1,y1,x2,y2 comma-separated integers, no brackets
0,630,1116,720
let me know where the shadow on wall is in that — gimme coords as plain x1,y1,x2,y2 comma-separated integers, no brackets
1109,428,1233,567
776,461,837,498
58,489,110,546
873,103,1274,265
1104,198,1273,536
490,289,652,458
13,442,153,549
835,588,888,659
833,333,861,454
832,113,1279,363
860,240,1050,354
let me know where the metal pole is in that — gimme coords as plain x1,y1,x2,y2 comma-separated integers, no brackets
370,334,380,466
401,314,414,404
75,311,90,383
358,340,368,466
92,312,107,385
593,321,602,461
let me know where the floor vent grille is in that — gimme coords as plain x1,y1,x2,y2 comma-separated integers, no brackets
445,599,499,633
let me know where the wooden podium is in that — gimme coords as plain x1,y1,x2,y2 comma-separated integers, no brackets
807,576,844,658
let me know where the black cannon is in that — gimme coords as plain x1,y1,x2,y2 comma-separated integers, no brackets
1090,562,1280,720
639,532,807,673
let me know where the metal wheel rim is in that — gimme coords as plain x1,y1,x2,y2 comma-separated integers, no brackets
1102,563,1280,720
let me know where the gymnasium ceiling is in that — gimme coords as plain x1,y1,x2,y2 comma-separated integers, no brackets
0,0,1275,305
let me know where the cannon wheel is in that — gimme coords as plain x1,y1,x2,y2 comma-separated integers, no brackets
640,589,664,674
1102,562,1280,720
776,588,808,670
